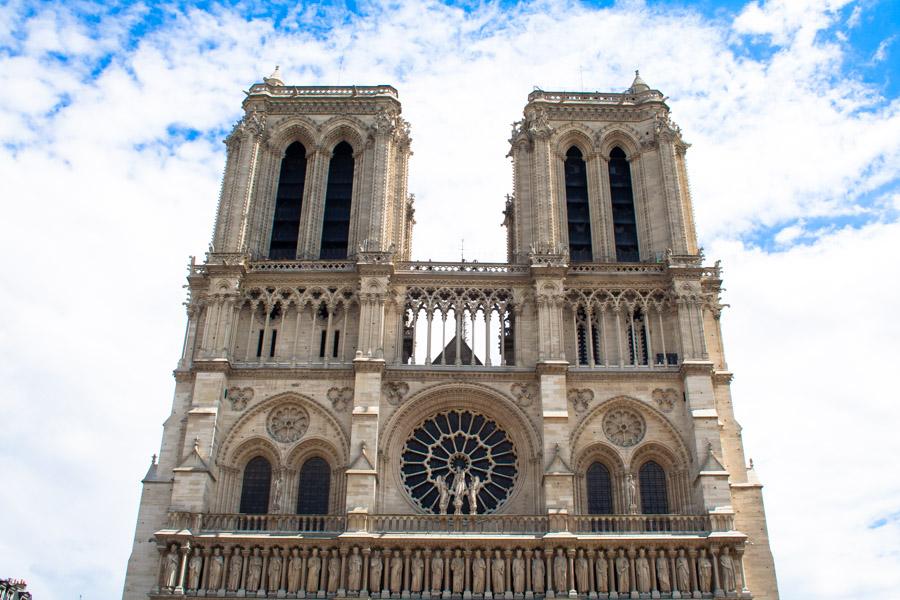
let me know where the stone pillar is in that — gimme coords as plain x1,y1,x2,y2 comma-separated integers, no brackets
346,356,384,514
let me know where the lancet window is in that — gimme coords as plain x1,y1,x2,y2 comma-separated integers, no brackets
239,456,272,514
608,147,639,262
269,141,307,259
296,457,331,514
586,462,614,514
565,146,592,262
320,141,354,259
639,460,669,514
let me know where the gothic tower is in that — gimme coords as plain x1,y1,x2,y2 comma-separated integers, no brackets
123,70,778,600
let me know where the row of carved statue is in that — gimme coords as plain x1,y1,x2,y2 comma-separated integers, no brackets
158,544,746,597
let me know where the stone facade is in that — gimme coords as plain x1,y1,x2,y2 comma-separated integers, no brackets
122,71,779,600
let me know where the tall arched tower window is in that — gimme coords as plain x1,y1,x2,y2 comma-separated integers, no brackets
320,141,354,259
586,462,613,514
296,457,331,514
269,142,307,259
239,456,272,514
639,460,669,514
608,147,639,262
565,147,592,262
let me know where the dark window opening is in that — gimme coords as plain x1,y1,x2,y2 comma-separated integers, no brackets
256,329,264,358
608,147,639,262
332,330,340,358
320,142,354,259
297,457,331,514
269,330,277,357
319,330,327,358
269,142,307,259
586,462,613,514
565,147,592,262
239,456,272,514
627,308,649,366
639,461,669,514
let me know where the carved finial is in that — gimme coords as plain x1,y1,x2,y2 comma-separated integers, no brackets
193,437,201,454
749,458,754,469
630,69,649,93
151,453,157,465
265,65,284,86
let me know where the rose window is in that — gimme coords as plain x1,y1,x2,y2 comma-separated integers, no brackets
602,408,645,447
266,404,310,443
400,410,517,514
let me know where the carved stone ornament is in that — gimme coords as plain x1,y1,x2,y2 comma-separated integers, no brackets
602,408,646,447
384,381,410,406
510,383,537,407
652,388,678,413
327,387,353,412
227,387,254,411
567,388,594,413
266,404,310,443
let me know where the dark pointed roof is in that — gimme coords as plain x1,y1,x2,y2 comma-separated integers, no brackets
433,335,483,365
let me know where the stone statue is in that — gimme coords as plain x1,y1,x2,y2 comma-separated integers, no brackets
675,550,690,593
512,549,525,594
228,548,243,591
272,471,284,512
431,550,444,592
267,550,282,592
472,550,486,593
370,550,383,594
247,548,263,591
626,473,638,514
391,550,404,593
188,550,203,590
436,476,451,515
329,549,341,592
348,547,363,592
615,550,629,594
491,550,505,593
553,549,567,594
698,550,712,594
595,552,608,593
288,548,303,593
656,554,670,593
307,548,322,593
451,550,465,593
636,549,651,593
575,549,589,594
719,548,736,592
531,550,545,594
163,544,179,589
452,470,467,515
468,476,484,515
208,547,224,591
411,550,424,593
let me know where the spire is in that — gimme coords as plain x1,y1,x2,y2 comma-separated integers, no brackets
629,69,649,93
264,65,284,86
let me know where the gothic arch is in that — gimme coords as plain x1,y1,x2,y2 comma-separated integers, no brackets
595,125,641,159
573,441,626,515
284,437,345,515
228,436,281,470
268,117,319,156
553,124,596,158
629,440,683,472
318,116,368,155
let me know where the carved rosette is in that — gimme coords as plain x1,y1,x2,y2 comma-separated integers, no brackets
227,387,254,411
384,381,410,406
651,388,678,413
603,408,646,447
327,387,353,412
510,383,537,407
567,388,594,413
266,404,310,443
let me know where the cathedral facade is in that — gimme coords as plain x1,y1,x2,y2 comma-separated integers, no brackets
123,70,779,600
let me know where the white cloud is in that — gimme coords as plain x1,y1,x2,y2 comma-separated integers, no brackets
0,0,897,598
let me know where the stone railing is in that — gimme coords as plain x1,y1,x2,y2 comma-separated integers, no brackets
567,263,666,274
396,262,529,274
248,260,356,272
248,84,399,98
527,89,665,104
166,512,731,536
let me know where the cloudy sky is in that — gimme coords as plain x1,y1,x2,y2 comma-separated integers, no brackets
0,0,898,597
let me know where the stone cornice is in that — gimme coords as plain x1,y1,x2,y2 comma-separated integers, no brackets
680,361,715,377
712,371,734,385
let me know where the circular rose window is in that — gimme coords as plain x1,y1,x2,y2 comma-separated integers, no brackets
400,409,517,514
602,408,645,447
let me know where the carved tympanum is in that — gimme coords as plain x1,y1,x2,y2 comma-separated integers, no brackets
267,404,310,443
603,408,646,447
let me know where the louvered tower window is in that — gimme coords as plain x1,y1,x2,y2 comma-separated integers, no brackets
565,147,592,262
296,457,331,514
639,460,669,514
608,147,639,262
586,462,614,514
269,142,307,259
320,142,354,259
239,456,272,514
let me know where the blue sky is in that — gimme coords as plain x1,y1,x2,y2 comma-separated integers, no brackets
0,1,898,598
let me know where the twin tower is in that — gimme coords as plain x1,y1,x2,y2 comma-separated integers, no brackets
123,70,779,600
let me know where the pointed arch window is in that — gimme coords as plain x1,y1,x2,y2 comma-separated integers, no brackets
296,457,331,514
320,141,354,259
586,462,614,514
565,146,592,262
269,142,307,259
608,147,639,262
639,460,668,514
239,456,272,514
